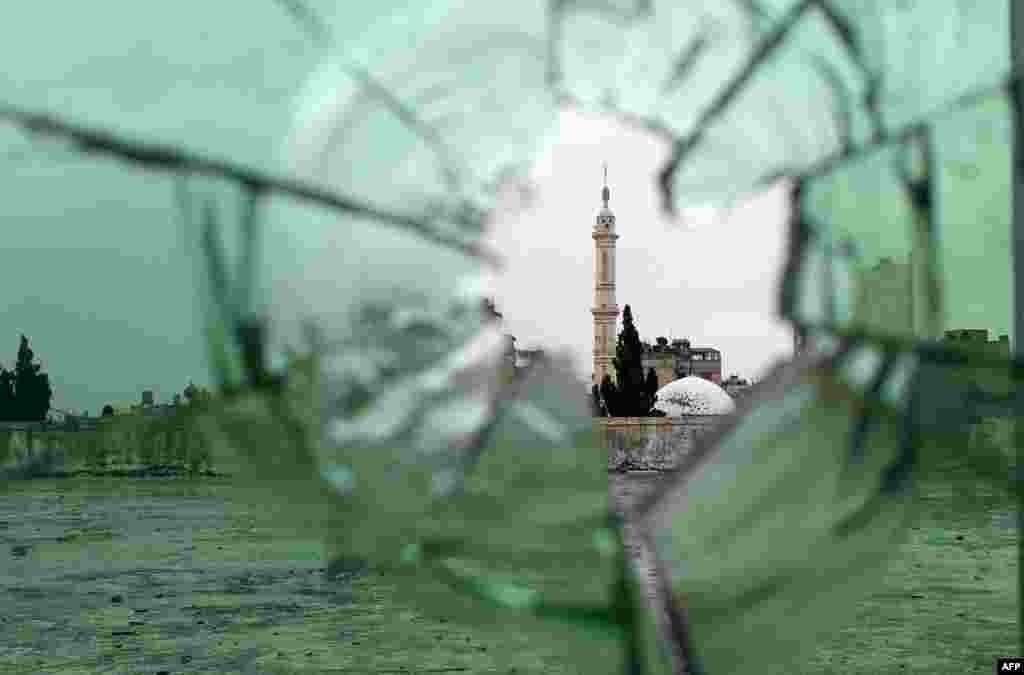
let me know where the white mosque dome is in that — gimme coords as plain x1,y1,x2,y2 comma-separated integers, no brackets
654,376,736,416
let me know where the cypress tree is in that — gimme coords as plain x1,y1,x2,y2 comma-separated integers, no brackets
644,367,659,411
13,335,52,421
28,371,53,421
0,367,14,421
612,305,651,416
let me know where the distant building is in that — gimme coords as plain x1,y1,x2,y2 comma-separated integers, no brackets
641,337,723,386
100,390,179,418
943,329,1010,357
722,374,753,399
586,171,731,391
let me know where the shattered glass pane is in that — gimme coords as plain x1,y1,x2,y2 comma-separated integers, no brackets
170,1,1017,674
642,358,911,673
0,0,1015,672
285,1,556,234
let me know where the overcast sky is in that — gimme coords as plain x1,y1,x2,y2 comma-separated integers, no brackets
0,3,791,416
0,2,341,414
0,2,1010,415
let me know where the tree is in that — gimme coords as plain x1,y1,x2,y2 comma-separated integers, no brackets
644,367,662,414
10,335,53,421
608,305,659,416
0,367,14,421
593,307,662,417
101,404,115,417
644,367,658,398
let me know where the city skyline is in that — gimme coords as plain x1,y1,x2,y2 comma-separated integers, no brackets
0,3,1013,415
486,109,795,388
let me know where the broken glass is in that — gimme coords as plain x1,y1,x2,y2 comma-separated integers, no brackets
1,0,1018,673
178,1,1023,673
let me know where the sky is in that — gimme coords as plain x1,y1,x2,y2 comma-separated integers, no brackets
0,2,1012,416
0,2,341,414
487,110,794,384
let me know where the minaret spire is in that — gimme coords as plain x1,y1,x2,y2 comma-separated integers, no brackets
602,163,610,207
591,161,620,389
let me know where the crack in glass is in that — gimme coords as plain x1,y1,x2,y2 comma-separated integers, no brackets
194,2,1018,673
1,1,1016,673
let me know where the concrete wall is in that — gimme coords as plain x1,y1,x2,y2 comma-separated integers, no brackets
600,415,721,472
602,416,723,521
0,416,212,478
3,409,723,483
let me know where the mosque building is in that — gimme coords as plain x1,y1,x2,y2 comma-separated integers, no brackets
640,337,723,386
589,169,725,387
503,171,749,411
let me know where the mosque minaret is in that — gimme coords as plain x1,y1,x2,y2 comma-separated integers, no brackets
591,165,620,386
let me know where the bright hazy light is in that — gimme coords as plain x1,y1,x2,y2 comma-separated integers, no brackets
486,109,795,384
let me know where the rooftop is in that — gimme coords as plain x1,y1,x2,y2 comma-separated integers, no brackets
653,376,736,416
